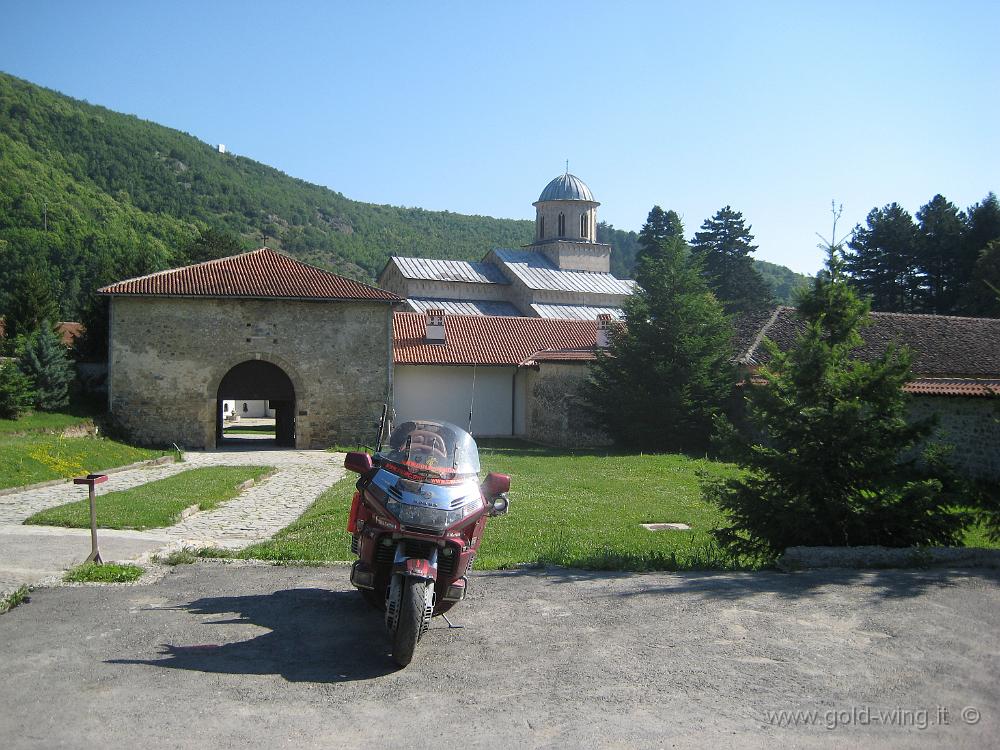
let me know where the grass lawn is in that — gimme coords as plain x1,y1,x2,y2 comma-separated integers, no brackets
240,441,1000,571
0,410,92,436
25,465,274,530
223,425,276,435
0,433,167,491
241,444,748,570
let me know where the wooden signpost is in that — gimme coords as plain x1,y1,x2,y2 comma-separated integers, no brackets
73,474,108,564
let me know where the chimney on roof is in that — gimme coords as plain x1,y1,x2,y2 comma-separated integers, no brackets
597,313,613,348
425,309,446,343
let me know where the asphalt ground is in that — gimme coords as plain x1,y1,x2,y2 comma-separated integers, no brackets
1,563,997,749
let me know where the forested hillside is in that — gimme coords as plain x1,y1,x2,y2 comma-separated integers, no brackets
0,71,809,335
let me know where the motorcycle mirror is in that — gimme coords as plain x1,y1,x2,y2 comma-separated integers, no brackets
489,493,509,517
482,472,511,498
344,451,374,474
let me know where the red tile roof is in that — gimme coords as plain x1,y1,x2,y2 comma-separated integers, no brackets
520,347,599,366
57,321,84,346
98,248,398,302
902,378,1000,397
0,319,84,347
393,312,598,366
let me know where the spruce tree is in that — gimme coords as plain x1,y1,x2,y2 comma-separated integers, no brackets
691,206,773,315
2,262,60,343
19,324,74,411
0,360,34,419
584,207,735,451
704,231,966,556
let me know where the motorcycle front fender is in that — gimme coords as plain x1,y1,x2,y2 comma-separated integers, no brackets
394,556,438,581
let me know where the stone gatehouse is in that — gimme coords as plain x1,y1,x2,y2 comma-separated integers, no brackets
100,248,398,449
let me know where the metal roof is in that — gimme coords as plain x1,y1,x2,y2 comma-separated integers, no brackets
99,248,398,301
491,249,636,294
389,256,508,285
537,173,595,202
406,298,524,317
530,303,624,320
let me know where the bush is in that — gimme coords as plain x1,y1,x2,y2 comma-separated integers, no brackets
0,359,35,419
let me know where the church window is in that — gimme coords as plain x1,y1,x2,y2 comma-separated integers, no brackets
538,215,544,238
558,212,565,237
581,213,588,238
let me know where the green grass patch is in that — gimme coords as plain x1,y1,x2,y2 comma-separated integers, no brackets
0,585,31,614
0,402,103,436
63,563,144,583
25,465,273,530
238,443,1000,570
223,425,276,435
240,447,751,571
155,548,200,565
0,433,166,490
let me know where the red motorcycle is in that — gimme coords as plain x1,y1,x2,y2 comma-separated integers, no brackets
343,419,510,666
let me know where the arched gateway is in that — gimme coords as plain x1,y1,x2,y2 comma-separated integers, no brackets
217,360,296,446
99,248,398,450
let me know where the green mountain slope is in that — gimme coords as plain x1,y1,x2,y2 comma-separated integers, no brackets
0,71,808,327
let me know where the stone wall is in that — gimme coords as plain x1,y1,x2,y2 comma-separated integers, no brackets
908,395,1000,481
108,296,392,449
523,362,611,447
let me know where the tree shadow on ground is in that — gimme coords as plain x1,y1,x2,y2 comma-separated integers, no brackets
489,564,1000,602
108,588,397,683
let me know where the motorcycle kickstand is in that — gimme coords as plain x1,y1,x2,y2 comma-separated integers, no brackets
442,613,463,629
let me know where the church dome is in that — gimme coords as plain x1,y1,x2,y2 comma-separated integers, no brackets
537,173,595,202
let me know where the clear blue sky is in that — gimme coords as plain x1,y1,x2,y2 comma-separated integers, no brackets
2,1,998,274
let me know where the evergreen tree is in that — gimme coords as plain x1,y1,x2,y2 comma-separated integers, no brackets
971,240,1000,317
916,195,967,314
703,230,967,556
963,194,1000,315
635,206,685,264
2,262,60,344
691,206,773,315
584,208,735,451
0,359,34,419
19,324,74,411
845,203,921,312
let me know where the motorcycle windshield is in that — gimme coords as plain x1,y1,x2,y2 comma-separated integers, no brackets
377,419,480,479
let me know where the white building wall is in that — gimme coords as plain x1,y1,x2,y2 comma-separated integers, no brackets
394,365,516,437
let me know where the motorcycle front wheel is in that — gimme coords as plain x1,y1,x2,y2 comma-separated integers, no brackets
392,578,430,667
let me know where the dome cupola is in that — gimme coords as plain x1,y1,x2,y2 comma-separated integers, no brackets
537,173,595,203
533,171,600,244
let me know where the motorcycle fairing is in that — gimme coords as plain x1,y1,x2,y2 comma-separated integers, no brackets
370,468,480,512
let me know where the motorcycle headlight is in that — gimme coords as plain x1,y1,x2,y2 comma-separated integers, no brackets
385,497,483,531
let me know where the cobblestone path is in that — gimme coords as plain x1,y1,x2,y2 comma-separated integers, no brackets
0,448,347,547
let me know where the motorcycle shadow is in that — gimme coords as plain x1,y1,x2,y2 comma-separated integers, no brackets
108,587,397,682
